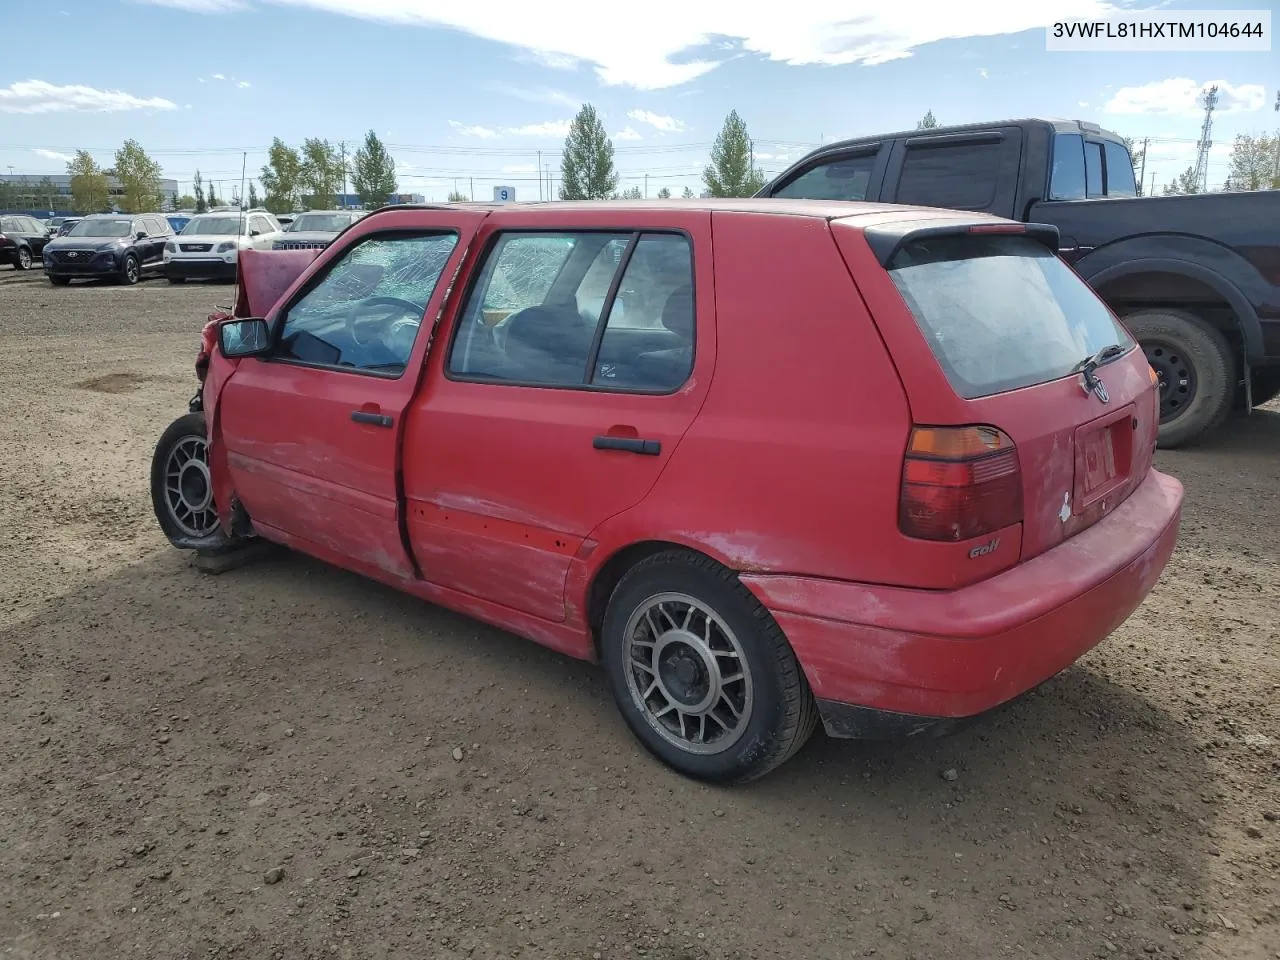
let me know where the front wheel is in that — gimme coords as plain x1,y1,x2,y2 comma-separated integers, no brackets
601,550,817,783
1126,308,1235,449
120,254,140,286
150,413,229,548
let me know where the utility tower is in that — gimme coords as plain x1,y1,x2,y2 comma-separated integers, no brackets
1191,84,1218,193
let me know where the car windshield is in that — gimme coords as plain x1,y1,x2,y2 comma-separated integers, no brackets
289,213,355,233
68,219,132,238
182,217,244,236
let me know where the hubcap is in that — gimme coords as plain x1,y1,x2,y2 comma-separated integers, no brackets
623,592,753,755
1143,341,1196,424
127,259,138,282
163,435,218,537
19,249,31,268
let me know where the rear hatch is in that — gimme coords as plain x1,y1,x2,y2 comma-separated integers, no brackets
832,215,1159,587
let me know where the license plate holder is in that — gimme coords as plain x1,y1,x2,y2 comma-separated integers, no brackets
1073,405,1134,510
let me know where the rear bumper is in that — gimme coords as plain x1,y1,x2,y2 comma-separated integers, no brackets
167,259,236,280
742,468,1183,737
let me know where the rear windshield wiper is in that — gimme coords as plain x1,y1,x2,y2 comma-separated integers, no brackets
1072,343,1128,376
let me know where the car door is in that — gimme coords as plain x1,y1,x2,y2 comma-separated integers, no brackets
139,217,164,270
403,209,714,622
216,211,483,579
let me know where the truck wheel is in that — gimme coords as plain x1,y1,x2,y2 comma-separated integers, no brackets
600,549,818,784
150,412,229,548
1125,309,1235,449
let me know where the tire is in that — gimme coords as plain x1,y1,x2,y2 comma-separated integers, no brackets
120,254,141,286
1125,308,1235,449
150,412,230,548
600,549,818,783
15,246,33,270
48,276,71,286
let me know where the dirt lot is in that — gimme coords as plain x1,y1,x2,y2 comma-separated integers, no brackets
0,269,1277,960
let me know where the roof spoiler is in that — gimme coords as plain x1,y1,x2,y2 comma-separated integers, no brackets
862,219,1061,267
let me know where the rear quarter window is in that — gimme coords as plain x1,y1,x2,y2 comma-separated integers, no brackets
887,233,1134,398
895,142,1003,210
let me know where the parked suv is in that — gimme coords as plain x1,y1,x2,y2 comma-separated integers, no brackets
0,215,53,270
43,213,173,285
271,209,365,251
149,200,1183,783
165,210,283,282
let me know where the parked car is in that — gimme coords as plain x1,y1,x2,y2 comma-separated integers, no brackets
55,217,83,237
0,214,53,270
149,199,1183,783
271,209,366,251
167,213,192,234
164,210,284,283
758,118,1280,447
42,213,173,285
275,214,296,228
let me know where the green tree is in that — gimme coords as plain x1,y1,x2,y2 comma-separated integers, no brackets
66,150,110,214
1162,166,1201,195
681,186,695,199
559,104,618,200
917,110,939,129
113,139,164,213
300,138,344,208
352,129,398,208
703,109,765,197
260,139,304,214
656,186,672,199
1225,132,1277,192
176,193,196,210
192,171,207,213
617,185,643,199
206,180,220,207
447,190,468,202
1121,137,1146,195
247,181,260,208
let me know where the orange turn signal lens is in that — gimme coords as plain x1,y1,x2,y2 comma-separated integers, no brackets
907,425,1013,459
1148,365,1159,385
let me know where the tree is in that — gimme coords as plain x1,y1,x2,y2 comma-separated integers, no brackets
1226,132,1277,192
352,129,398,209
300,138,344,208
559,104,618,200
656,186,672,199
617,185,643,199
681,186,695,199
917,110,939,130
176,194,196,210
247,181,260,208
1119,137,1147,195
193,170,207,213
1162,166,1201,196
113,139,164,213
260,138,304,214
206,180,220,208
66,150,110,214
447,190,468,202
703,110,765,198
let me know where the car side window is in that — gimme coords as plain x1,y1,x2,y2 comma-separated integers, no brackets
134,220,149,237
274,232,459,376
592,234,695,392
771,153,877,201
1084,142,1104,197
895,141,1004,210
1049,134,1087,200
1102,140,1138,197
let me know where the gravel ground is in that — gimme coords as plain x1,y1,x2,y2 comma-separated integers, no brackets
1,269,1277,960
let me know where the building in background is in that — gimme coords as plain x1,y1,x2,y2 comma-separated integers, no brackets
0,173,180,215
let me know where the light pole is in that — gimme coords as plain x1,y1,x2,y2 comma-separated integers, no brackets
1272,90,1279,188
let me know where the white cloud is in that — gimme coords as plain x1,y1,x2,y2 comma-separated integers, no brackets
977,67,988,79
131,0,1136,90
0,80,177,114
33,148,74,163
135,0,245,9
506,120,571,137
1078,100,1089,107
628,109,684,132
236,80,251,88
1103,78,1267,117
448,120,499,139
487,82,576,108
614,126,643,141
212,73,226,80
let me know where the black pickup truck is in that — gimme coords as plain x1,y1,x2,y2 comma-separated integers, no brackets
757,118,1280,447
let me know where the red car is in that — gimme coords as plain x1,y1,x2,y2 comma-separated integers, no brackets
150,200,1183,783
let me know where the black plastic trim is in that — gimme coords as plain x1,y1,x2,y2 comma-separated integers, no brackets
863,219,1061,267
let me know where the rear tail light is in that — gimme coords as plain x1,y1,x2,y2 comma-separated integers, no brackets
899,425,1023,541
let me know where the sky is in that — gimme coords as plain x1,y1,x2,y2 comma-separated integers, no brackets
0,0,1275,202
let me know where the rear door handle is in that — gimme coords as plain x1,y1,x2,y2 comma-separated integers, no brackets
351,410,393,428
593,435,661,456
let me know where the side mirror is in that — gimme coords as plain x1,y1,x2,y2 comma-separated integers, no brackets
249,229,261,237
218,318,271,358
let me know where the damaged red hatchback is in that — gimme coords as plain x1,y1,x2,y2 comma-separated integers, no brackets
151,200,1183,783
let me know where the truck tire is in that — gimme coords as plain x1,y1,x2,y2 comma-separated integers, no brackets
1125,308,1235,449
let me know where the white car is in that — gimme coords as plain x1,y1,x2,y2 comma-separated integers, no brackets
164,211,284,283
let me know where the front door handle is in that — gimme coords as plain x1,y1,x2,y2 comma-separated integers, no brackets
351,410,393,428
593,435,661,456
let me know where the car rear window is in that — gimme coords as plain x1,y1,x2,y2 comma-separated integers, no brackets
887,233,1134,399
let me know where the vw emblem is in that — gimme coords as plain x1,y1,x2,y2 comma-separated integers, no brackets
1081,372,1110,404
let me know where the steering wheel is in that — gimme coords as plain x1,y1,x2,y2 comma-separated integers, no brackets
344,295,425,350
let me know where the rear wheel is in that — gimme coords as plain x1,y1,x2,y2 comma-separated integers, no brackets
1126,308,1234,449
15,247,33,270
150,413,229,548
600,550,817,783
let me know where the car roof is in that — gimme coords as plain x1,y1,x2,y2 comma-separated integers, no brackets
362,198,1007,229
